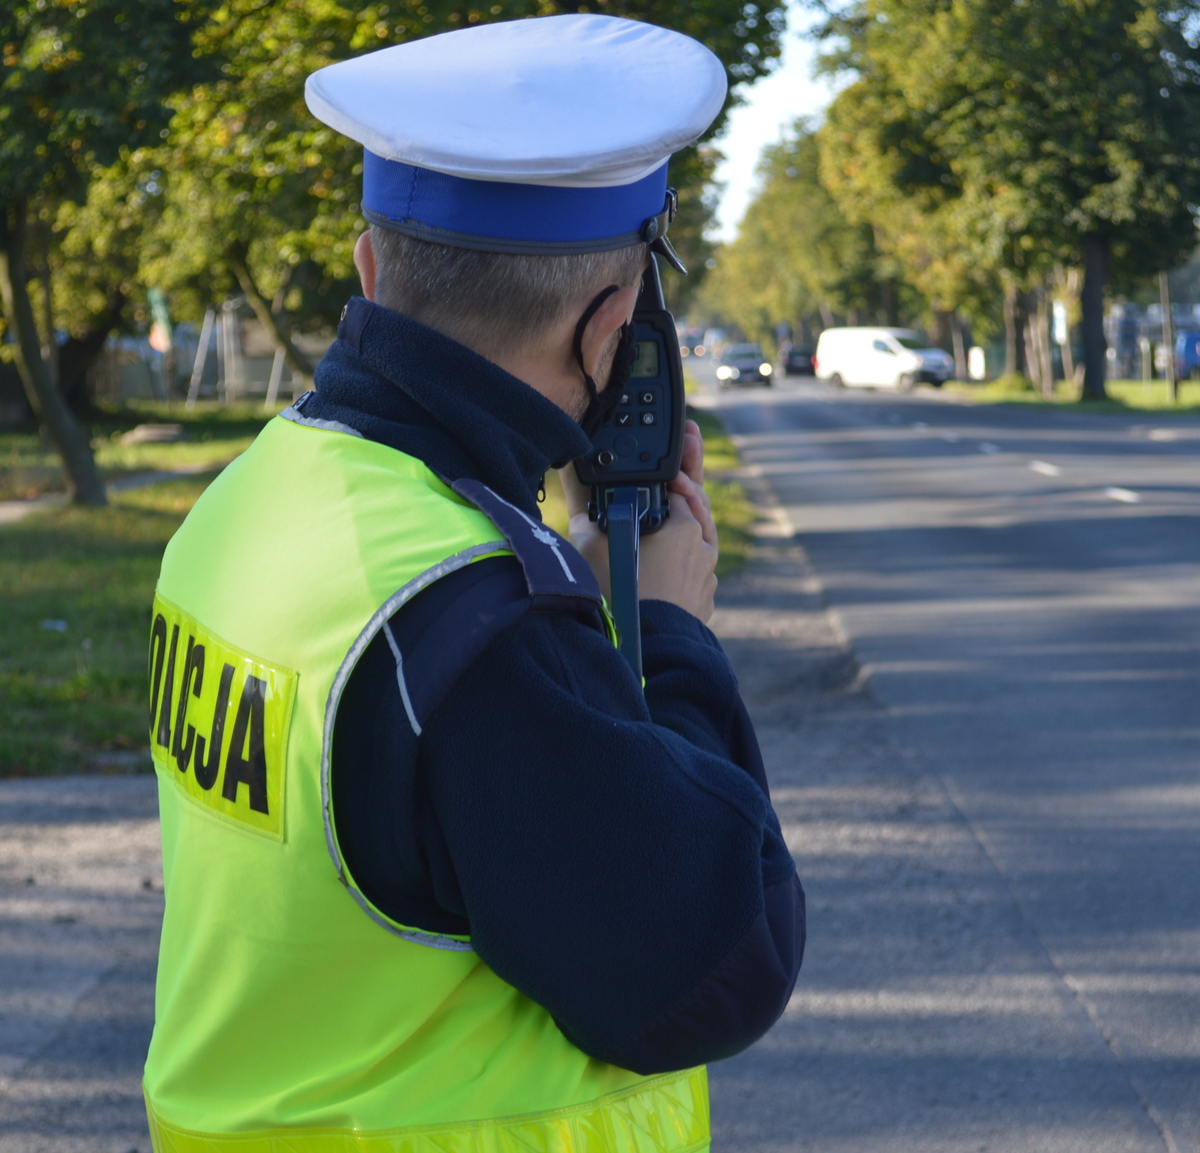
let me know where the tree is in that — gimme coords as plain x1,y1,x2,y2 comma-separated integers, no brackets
139,0,789,378
819,76,1000,372
44,152,164,411
0,0,204,503
808,0,1200,399
703,120,900,348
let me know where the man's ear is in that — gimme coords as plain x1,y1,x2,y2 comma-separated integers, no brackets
578,281,639,376
353,231,377,301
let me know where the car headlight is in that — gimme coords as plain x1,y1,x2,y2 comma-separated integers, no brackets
760,363,773,375
716,366,732,380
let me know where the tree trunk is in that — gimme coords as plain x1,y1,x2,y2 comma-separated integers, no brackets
1004,281,1028,376
57,291,126,413
1042,295,1056,394
1024,318,1042,395
1052,264,1080,386
227,251,315,389
1080,232,1109,401
1158,270,1177,404
882,278,899,326
1033,293,1055,398
37,223,59,390
0,202,106,505
931,309,951,352
1059,316,1076,384
819,302,835,329
950,311,968,382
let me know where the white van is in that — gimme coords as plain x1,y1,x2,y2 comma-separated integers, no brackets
814,327,955,390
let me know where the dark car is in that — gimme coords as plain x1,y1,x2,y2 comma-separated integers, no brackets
781,344,815,376
677,327,707,359
716,343,773,387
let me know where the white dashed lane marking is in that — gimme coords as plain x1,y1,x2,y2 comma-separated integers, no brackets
1104,487,1141,504
868,411,1171,510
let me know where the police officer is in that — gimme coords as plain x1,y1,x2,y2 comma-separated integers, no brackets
143,15,804,1152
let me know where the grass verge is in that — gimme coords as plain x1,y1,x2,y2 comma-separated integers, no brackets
944,376,1200,414
690,406,757,575
2,402,759,776
0,472,218,776
0,399,281,501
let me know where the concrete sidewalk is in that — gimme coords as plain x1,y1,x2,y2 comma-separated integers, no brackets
0,777,162,1153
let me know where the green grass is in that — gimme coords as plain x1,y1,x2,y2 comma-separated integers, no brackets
689,406,757,575
1,400,760,776
0,472,218,776
944,376,1200,414
0,400,281,501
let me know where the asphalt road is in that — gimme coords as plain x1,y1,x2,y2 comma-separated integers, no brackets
698,365,1200,1152
2,370,1196,1151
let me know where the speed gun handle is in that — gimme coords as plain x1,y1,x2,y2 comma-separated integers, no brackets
605,489,643,679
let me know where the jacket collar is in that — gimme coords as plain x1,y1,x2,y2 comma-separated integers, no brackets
309,297,590,518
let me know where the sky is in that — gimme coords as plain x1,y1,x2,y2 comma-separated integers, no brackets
709,9,842,243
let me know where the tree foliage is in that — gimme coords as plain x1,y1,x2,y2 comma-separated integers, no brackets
808,0,1200,396
701,120,897,347
0,0,205,206
818,73,994,332
131,0,789,381
0,0,204,502
3,0,786,489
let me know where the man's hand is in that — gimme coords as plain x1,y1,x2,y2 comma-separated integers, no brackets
646,421,719,621
558,419,719,624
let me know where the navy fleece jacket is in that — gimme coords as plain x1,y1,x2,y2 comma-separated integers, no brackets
314,298,804,1074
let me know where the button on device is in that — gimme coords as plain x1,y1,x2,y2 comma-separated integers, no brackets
619,391,632,406
640,412,656,426
639,391,655,405
615,412,633,427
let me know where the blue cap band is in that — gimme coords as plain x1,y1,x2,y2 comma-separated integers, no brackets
362,151,669,253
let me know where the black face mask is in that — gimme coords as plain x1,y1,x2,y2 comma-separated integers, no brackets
574,285,638,438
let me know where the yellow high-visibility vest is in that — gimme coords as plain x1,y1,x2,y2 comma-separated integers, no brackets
144,411,709,1153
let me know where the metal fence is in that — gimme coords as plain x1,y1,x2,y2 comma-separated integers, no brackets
87,300,333,408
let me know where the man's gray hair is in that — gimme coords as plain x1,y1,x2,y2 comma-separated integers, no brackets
369,226,648,356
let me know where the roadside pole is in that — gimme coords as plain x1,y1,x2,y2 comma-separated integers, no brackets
1159,271,1177,404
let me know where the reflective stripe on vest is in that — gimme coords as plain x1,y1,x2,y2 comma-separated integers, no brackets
144,413,708,1151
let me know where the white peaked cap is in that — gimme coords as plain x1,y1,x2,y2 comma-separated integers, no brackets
305,14,727,189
